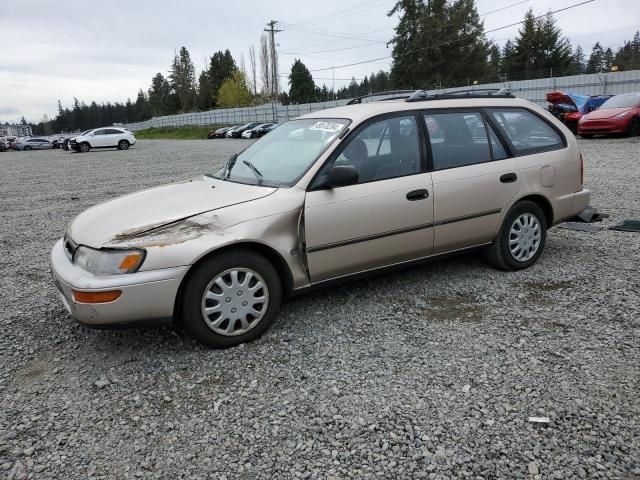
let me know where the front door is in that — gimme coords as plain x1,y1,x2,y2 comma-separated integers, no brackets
304,114,434,283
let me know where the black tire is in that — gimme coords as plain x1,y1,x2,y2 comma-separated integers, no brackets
486,200,547,271
180,249,282,348
117,139,130,150
79,142,91,153
565,121,577,134
580,133,594,139
23,145,32,151
628,118,640,137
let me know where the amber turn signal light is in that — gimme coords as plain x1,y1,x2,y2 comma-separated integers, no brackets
119,253,143,271
72,290,122,304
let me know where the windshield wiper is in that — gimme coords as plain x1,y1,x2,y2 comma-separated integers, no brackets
222,154,238,179
242,160,264,185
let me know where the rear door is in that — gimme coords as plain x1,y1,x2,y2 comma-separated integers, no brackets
105,129,124,146
424,110,521,254
304,113,434,283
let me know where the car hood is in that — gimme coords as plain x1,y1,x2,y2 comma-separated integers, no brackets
68,176,277,248
583,107,631,120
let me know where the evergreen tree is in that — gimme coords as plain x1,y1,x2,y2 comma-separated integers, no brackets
508,9,571,79
613,31,640,70
169,47,197,112
288,59,316,103
135,89,150,121
501,40,516,80
389,0,489,89
586,42,605,73
603,47,615,71
570,45,586,74
148,73,172,116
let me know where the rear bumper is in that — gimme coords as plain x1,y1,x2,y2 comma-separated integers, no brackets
50,239,188,325
572,188,591,215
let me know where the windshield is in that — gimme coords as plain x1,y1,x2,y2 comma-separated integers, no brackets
600,93,640,109
215,118,349,187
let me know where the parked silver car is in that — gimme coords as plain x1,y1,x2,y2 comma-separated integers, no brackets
51,90,590,347
14,138,53,151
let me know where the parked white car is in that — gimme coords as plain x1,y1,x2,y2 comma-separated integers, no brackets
69,127,136,153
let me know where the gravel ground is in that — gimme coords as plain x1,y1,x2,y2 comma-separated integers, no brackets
0,138,638,479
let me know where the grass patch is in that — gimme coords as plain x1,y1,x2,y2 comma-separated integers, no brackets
134,125,225,140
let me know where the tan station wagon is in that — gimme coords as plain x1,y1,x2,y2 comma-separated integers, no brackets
50,90,590,347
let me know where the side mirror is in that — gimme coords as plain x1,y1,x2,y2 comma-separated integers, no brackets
325,165,359,188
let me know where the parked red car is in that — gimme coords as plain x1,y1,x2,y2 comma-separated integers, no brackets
578,92,640,138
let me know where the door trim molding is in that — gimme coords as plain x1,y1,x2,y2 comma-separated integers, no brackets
305,208,502,253
433,208,502,227
306,222,433,253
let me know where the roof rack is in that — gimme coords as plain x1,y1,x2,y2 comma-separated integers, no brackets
346,90,416,105
406,88,514,102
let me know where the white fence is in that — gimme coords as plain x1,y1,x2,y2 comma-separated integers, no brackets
123,70,640,132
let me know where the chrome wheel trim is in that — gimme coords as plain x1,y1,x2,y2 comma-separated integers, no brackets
200,268,269,337
509,213,542,262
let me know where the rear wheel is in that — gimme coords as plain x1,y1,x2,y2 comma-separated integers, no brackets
628,118,640,137
486,200,547,271
117,139,130,150
79,142,91,153
564,121,577,134
180,250,282,348
580,133,594,139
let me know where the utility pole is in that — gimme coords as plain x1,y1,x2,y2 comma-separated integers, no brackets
264,20,282,102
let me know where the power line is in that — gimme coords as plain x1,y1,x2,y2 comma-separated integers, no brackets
290,0,392,28
280,0,531,56
306,0,596,73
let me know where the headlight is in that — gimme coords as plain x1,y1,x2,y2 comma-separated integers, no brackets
74,246,145,275
614,111,630,119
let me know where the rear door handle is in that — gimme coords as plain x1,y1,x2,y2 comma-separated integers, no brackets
500,173,517,183
406,189,429,201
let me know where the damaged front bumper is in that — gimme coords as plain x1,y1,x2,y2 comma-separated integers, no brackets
49,239,188,325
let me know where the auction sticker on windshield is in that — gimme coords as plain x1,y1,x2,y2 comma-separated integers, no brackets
310,121,344,133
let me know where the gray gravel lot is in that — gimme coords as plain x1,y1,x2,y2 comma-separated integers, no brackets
1,138,639,479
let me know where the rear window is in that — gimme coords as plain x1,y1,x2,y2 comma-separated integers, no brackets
488,108,564,155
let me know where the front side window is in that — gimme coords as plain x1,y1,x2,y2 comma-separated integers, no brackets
424,112,494,170
319,115,421,185
215,118,349,187
488,108,564,154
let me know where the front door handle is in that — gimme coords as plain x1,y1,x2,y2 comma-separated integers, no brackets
500,173,517,183
406,189,429,201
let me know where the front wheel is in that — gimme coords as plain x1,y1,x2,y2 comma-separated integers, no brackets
580,133,594,139
628,118,640,137
486,201,547,271
79,142,91,153
180,250,282,348
117,140,130,150
23,145,32,151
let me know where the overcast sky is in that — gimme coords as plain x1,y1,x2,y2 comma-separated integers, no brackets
2,0,638,123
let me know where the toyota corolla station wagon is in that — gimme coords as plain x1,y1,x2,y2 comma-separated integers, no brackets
50,89,590,347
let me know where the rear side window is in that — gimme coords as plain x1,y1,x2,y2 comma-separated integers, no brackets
488,108,564,155
105,129,123,134
424,112,495,170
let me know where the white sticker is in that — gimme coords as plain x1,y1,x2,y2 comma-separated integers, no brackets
310,121,343,133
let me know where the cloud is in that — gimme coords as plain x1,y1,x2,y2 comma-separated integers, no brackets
0,107,20,115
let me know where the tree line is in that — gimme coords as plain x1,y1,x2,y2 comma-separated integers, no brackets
32,1,640,134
